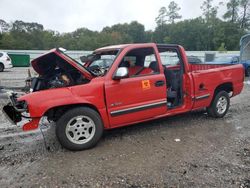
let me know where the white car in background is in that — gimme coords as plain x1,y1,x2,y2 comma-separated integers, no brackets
0,52,13,72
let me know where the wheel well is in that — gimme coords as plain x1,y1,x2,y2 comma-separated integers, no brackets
208,82,233,107
44,103,100,121
214,82,233,96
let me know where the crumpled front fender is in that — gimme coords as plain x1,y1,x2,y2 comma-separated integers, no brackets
19,87,86,118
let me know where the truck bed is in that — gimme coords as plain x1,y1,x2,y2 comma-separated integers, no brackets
190,64,234,71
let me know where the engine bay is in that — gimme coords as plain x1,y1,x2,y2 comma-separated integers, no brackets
28,51,90,92
29,69,90,92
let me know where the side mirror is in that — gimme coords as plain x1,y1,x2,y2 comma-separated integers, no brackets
113,67,129,80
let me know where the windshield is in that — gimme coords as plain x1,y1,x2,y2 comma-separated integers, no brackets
84,50,119,77
89,55,116,68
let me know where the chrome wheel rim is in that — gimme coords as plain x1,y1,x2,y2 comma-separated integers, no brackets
216,96,228,114
65,115,96,144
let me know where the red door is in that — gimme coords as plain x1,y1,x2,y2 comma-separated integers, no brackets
105,74,167,127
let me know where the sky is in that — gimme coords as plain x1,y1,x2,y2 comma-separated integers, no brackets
0,0,226,33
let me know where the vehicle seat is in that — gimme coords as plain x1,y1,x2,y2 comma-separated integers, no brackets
164,66,179,105
119,60,130,68
149,61,159,72
133,61,158,75
139,68,153,75
129,65,142,76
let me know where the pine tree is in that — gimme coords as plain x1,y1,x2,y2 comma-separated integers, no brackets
240,0,250,28
155,7,167,26
166,1,182,24
223,0,240,23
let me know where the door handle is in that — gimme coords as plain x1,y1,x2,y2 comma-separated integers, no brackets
155,80,165,87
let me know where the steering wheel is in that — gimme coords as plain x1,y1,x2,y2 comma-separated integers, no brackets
88,65,106,76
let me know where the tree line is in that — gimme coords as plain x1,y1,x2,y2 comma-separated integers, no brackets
0,0,249,51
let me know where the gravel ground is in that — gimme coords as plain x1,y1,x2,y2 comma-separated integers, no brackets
0,67,249,188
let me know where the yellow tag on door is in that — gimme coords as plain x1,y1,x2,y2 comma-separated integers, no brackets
142,80,151,90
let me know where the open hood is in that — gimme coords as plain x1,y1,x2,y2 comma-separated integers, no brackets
31,48,92,80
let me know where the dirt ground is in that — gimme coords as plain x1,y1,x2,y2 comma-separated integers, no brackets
0,68,249,188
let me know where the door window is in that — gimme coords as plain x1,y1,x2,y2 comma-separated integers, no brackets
118,47,159,77
158,50,180,66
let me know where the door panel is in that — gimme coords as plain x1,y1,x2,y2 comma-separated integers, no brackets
105,74,167,127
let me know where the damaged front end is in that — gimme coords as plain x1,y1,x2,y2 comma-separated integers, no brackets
2,91,41,131
2,48,95,132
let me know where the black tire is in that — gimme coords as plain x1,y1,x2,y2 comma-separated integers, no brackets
246,67,250,77
56,107,103,151
206,91,230,118
0,63,4,72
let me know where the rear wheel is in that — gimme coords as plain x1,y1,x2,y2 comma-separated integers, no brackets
0,63,4,72
56,107,103,151
207,91,230,118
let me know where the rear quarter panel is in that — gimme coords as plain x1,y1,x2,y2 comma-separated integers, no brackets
191,64,244,109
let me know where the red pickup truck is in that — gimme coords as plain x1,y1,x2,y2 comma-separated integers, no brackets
3,43,244,150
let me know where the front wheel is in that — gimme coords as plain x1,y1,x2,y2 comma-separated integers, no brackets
207,91,230,118
56,107,103,151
